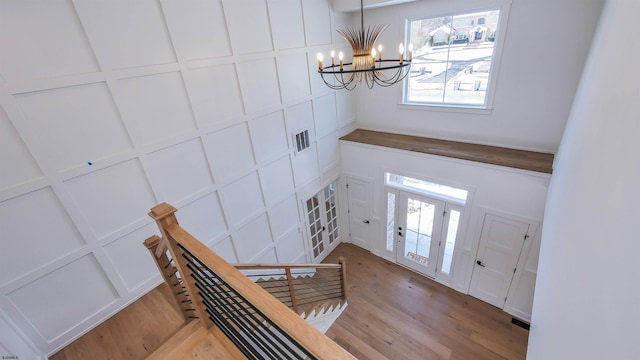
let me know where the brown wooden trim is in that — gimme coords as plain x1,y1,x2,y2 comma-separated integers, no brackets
340,129,554,174
234,263,342,270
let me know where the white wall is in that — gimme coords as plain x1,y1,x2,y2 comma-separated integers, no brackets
355,0,604,152
528,0,640,358
340,142,550,298
0,0,355,355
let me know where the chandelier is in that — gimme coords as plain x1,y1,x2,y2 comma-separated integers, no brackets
317,0,412,91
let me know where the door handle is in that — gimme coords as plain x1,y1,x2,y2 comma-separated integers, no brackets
363,220,370,224
476,260,486,267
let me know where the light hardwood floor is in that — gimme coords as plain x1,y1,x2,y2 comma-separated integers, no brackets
51,243,528,359
324,244,528,360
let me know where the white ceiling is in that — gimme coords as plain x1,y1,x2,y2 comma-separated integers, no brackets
332,0,416,12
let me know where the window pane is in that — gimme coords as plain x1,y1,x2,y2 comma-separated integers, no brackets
441,210,460,274
404,198,434,265
386,192,396,252
405,9,501,107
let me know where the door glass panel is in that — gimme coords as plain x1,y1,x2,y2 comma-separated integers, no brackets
306,181,340,261
404,197,435,266
386,192,396,252
441,209,460,274
324,182,339,244
306,194,324,259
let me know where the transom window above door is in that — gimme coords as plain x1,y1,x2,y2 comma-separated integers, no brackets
385,172,468,204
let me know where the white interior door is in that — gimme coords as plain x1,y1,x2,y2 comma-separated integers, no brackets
346,177,372,249
469,213,530,308
396,193,445,278
306,182,340,261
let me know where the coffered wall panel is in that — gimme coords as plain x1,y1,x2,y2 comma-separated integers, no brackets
302,0,333,46
145,138,214,204
250,110,290,164
102,223,159,292
0,0,99,85
178,192,228,246
72,0,176,69
6,254,118,342
235,213,273,262
64,159,157,240
277,53,312,103
203,122,256,183
221,172,265,227
236,57,282,114
184,64,245,128
13,83,132,173
260,155,296,206
267,0,306,50
268,195,301,242
160,0,232,61
0,0,356,355
0,188,85,287
113,72,196,147
0,107,43,190
222,0,274,55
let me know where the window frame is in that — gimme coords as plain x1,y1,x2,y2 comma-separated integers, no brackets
399,3,511,112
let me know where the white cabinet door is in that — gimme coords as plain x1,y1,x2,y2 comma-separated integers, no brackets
469,213,531,308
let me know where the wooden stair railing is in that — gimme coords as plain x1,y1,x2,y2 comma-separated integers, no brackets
235,260,347,317
144,234,198,322
144,202,356,359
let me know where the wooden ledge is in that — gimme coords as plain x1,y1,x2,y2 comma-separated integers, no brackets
340,129,554,174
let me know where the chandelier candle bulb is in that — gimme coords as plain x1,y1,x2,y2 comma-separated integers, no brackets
378,44,383,61
339,51,344,71
331,50,335,66
317,53,323,70
399,43,405,63
371,48,377,66
408,44,414,61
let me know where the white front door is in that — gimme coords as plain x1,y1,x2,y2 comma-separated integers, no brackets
396,193,445,278
469,213,531,308
346,177,372,249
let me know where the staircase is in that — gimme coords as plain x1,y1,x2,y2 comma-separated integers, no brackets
236,262,348,333
143,202,354,359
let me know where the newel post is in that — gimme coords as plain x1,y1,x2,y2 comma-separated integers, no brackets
148,203,212,328
148,203,179,257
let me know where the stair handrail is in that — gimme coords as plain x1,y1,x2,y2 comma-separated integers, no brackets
148,202,355,360
233,261,347,315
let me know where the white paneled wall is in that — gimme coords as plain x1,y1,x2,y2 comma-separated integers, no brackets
0,0,355,356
